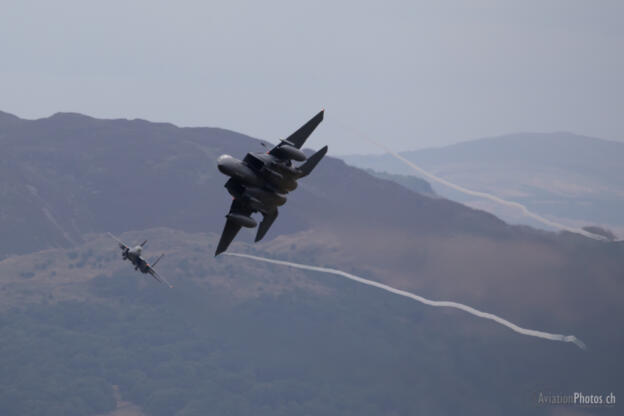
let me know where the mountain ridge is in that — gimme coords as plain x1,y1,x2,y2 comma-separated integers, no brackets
1,109,551,257
1,109,622,415
342,131,624,233
1,109,620,322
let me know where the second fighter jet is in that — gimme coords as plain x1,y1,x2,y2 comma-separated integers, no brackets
108,233,173,288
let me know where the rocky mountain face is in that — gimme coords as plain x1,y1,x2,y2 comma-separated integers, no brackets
1,111,622,415
0,110,523,258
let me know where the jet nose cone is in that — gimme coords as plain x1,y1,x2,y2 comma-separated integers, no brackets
217,154,230,173
217,154,232,165
217,154,237,176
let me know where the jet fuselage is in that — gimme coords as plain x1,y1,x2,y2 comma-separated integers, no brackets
217,152,295,213
122,246,150,273
214,110,327,255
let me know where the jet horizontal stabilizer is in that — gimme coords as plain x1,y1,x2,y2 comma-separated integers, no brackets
255,209,278,242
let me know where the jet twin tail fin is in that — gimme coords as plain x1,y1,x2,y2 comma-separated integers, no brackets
151,253,164,267
298,145,328,178
284,110,324,149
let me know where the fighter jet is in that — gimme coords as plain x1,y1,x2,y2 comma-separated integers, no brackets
108,233,173,288
215,110,328,255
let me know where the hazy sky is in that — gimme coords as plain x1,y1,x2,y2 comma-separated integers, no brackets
1,0,622,154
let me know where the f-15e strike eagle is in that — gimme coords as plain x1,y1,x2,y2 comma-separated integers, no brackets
215,110,328,255
108,233,173,288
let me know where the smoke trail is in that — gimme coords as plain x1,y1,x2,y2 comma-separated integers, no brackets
224,252,587,350
336,122,605,241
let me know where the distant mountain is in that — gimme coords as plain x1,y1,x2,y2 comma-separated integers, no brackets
2,110,622,318
0,110,509,258
1,111,623,415
342,132,624,234
363,169,435,196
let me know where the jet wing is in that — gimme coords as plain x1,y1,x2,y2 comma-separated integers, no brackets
137,254,173,288
215,199,254,256
108,232,129,251
269,110,324,156
148,268,173,288
255,208,278,242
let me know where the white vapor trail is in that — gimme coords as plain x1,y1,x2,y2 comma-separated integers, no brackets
337,122,605,241
224,252,587,350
